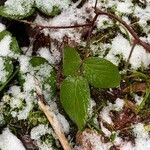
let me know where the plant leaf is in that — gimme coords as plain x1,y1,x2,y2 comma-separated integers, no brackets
29,56,49,67
63,47,81,76
82,57,121,88
60,76,90,130
0,57,13,90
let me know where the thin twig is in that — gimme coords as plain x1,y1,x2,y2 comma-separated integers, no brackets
18,19,91,29
95,9,150,52
125,40,137,70
34,79,71,150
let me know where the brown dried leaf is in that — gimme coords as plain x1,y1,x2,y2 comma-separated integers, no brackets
123,82,148,93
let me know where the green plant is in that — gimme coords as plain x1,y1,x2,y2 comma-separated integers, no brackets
60,46,121,130
0,0,70,19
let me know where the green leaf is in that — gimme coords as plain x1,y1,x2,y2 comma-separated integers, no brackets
82,57,121,88
60,76,90,130
63,47,81,76
29,56,49,67
0,57,13,89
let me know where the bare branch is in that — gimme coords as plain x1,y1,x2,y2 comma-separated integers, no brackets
95,9,150,52
18,19,91,29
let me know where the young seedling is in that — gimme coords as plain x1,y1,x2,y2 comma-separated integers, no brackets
60,46,121,130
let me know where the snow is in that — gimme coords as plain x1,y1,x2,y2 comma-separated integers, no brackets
0,23,6,32
0,128,25,150
19,55,31,73
133,123,150,150
4,0,33,15
30,124,54,150
30,124,51,140
105,34,150,69
134,94,144,105
134,4,150,24
0,35,12,56
100,122,111,137
116,1,133,14
35,0,70,14
77,130,112,150
37,47,55,64
100,98,124,124
0,57,9,83
57,113,70,134
34,1,95,42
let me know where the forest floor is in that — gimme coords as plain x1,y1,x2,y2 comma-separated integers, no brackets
0,0,150,150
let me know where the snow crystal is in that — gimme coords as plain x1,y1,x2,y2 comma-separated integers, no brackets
17,98,33,120
100,103,113,124
23,73,35,92
19,55,31,73
4,0,33,15
114,98,124,111
100,122,111,137
133,123,150,150
134,94,144,105
30,124,51,140
57,113,70,134
116,1,133,14
0,128,25,150
37,47,55,64
35,0,70,14
100,98,124,124
0,35,12,56
134,4,150,24
0,23,6,32
0,57,9,83
37,46,61,64
8,85,21,97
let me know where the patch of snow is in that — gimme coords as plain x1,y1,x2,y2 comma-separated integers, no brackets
114,98,124,111
57,113,70,134
133,123,150,150
19,55,31,73
133,94,144,105
116,1,133,14
0,35,18,58
34,1,95,43
0,57,9,83
105,34,150,69
77,130,112,150
30,124,51,140
37,47,55,64
100,122,111,137
0,128,25,150
0,23,6,32
4,0,34,16
100,98,124,124
35,0,70,14
100,103,113,124
134,4,150,24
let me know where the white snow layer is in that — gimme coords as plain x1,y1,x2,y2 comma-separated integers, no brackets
0,128,25,150
0,23,6,32
105,34,150,69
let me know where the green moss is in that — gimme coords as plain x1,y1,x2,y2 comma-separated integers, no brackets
28,110,48,127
